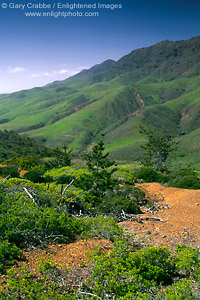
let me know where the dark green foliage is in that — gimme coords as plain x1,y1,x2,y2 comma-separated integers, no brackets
0,240,22,272
140,126,177,171
4,155,42,170
95,192,142,214
95,185,144,214
82,141,144,214
84,140,115,170
85,239,200,299
0,165,19,178
84,140,117,198
55,174,74,184
51,145,72,168
174,244,200,278
23,165,46,183
134,167,200,190
166,169,200,189
133,246,174,285
1,195,73,246
134,167,165,183
0,181,123,248
0,130,51,163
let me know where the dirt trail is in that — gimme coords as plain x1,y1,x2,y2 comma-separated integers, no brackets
16,238,112,272
121,183,200,249
8,183,200,273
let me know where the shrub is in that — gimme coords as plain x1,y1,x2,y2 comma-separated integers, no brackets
133,246,175,285
0,240,22,272
134,167,165,183
4,155,41,170
157,279,200,300
0,165,19,178
166,169,200,189
87,241,200,299
0,265,74,299
112,167,134,184
95,191,142,214
78,216,123,241
0,182,124,246
23,165,46,183
88,241,174,298
174,244,200,277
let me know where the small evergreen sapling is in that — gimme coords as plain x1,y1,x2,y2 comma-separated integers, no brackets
84,140,117,197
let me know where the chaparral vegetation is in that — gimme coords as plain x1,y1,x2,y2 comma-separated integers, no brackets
0,131,199,299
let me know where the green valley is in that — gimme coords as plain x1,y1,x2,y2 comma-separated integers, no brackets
0,36,200,168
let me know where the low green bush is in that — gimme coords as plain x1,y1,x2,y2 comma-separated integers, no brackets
0,165,19,178
112,167,134,184
0,237,199,299
174,244,200,278
0,182,123,247
134,167,200,190
0,264,74,299
95,191,142,214
0,240,22,272
78,216,123,241
157,279,200,300
86,240,200,299
4,155,41,170
23,165,46,183
133,167,165,183
166,169,200,189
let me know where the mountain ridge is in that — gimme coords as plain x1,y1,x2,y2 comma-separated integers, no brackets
0,36,200,168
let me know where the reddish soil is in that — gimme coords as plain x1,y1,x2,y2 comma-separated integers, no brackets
19,169,28,176
2,183,199,275
121,183,200,250
17,238,112,272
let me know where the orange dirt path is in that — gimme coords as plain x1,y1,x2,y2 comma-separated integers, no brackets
2,183,199,275
121,183,200,249
17,238,112,271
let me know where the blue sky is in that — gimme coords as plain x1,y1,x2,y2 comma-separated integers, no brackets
0,0,200,93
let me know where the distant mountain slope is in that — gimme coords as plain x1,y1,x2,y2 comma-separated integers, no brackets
0,36,200,168
0,130,50,161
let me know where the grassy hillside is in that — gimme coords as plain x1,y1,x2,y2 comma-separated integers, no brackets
0,130,52,162
0,36,200,168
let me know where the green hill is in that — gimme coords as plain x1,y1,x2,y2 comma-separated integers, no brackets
0,36,200,168
0,130,52,162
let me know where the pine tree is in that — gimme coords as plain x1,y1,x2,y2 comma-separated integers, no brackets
84,140,117,197
140,126,177,171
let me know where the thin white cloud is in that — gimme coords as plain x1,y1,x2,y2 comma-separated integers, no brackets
30,72,50,78
44,72,50,76
53,69,71,75
52,68,81,76
30,67,86,79
7,66,26,74
30,73,40,78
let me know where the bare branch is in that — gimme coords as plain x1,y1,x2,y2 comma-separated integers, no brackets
3,175,10,183
62,179,75,194
77,291,102,299
23,187,36,204
76,189,92,198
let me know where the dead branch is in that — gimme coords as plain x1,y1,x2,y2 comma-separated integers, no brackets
62,179,75,194
23,187,36,204
77,291,102,299
3,175,10,183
